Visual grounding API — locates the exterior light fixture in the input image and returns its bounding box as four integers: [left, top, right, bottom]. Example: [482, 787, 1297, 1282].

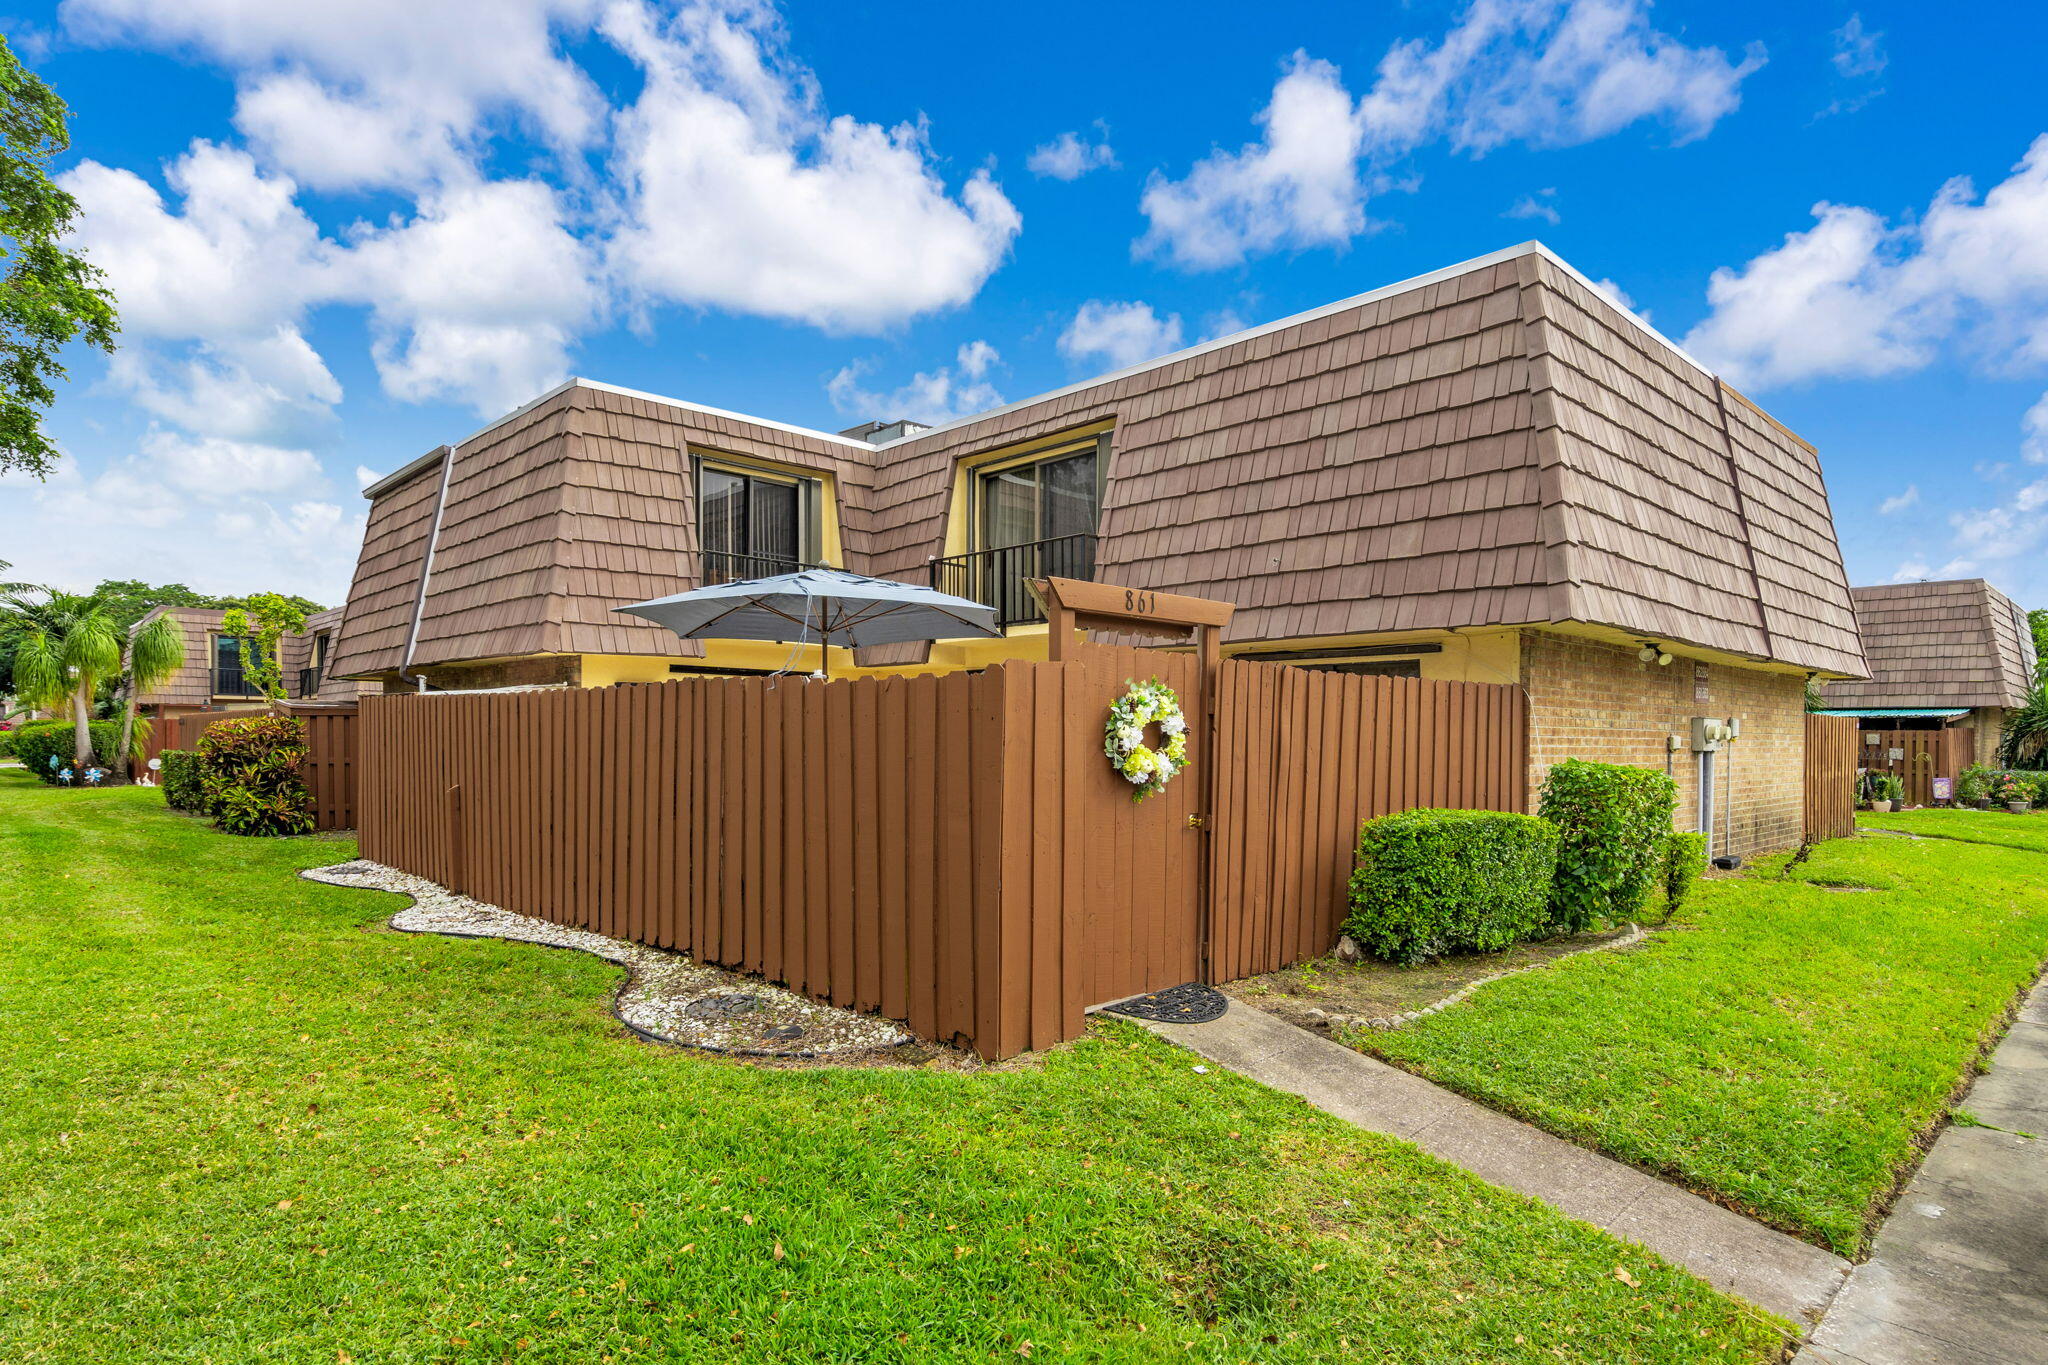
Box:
[1637, 641, 1674, 666]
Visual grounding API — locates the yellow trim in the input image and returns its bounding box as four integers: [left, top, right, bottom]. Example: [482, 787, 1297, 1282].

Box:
[941, 418, 1114, 559]
[692, 446, 845, 566]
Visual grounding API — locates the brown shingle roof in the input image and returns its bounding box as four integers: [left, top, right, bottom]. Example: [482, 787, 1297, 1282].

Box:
[333, 242, 1867, 680]
[1821, 579, 2035, 709]
[132, 607, 229, 706]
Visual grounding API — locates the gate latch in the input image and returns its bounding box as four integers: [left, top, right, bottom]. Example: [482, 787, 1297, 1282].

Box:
[1186, 813, 1206, 830]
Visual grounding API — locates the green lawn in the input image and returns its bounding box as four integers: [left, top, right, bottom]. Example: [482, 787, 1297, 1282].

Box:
[0, 771, 1780, 1364]
[1861, 805, 2048, 853]
[1357, 828, 2048, 1256]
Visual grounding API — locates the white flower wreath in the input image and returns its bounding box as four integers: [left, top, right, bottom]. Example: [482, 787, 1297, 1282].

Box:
[1103, 678, 1190, 802]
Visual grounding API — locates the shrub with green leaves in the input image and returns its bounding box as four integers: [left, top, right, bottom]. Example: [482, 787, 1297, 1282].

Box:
[1662, 830, 1706, 916]
[196, 714, 313, 836]
[1539, 758, 1678, 933]
[0, 728, 12, 759]
[10, 718, 124, 784]
[159, 749, 206, 814]
[1346, 808, 1560, 965]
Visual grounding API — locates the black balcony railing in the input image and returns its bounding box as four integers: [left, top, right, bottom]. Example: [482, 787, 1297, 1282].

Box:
[700, 549, 826, 586]
[928, 533, 1097, 629]
[212, 665, 262, 698]
[297, 666, 321, 698]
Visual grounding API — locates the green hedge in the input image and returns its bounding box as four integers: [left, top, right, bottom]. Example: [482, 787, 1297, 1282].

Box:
[197, 715, 313, 836]
[1662, 831, 1707, 916]
[160, 750, 206, 814]
[1539, 758, 1678, 933]
[1346, 809, 1560, 965]
[0, 729, 13, 759]
[10, 719, 124, 784]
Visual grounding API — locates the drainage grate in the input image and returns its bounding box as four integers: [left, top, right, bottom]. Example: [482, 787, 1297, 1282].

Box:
[1102, 982, 1227, 1024]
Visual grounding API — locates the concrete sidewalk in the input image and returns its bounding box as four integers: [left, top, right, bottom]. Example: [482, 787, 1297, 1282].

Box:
[1138, 1000, 1849, 1326]
[1799, 978, 2048, 1364]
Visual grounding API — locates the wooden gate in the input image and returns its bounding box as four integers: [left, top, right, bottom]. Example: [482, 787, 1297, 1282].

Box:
[1205, 659, 1529, 980]
[1803, 714, 1857, 840]
[1858, 726, 1965, 807]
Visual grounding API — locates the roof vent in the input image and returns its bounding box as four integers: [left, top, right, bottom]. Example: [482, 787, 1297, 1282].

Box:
[837, 418, 931, 444]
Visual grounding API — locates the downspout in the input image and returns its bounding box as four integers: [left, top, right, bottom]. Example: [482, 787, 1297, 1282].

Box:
[399, 445, 455, 693]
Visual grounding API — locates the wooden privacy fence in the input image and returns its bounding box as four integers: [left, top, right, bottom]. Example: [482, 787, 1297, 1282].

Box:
[1208, 660, 1529, 981]
[138, 703, 358, 830]
[358, 648, 1527, 1058]
[1803, 713, 1857, 841]
[1858, 726, 1966, 808]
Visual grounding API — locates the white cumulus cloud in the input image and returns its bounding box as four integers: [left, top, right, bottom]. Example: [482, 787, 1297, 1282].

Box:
[345, 178, 601, 414]
[1141, 0, 1762, 269]
[1059, 301, 1187, 372]
[1028, 126, 1117, 180]
[61, 0, 607, 191]
[602, 0, 1020, 333]
[826, 340, 1005, 425]
[1878, 485, 1920, 515]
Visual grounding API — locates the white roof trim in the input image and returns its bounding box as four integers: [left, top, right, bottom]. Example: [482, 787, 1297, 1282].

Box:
[362, 239, 1712, 499]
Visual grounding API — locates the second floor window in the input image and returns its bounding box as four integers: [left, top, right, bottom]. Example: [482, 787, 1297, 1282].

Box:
[698, 463, 817, 582]
[978, 445, 1098, 551]
[212, 635, 260, 697]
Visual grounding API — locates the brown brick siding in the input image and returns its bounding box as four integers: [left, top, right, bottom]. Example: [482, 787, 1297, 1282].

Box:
[1522, 630, 1806, 859]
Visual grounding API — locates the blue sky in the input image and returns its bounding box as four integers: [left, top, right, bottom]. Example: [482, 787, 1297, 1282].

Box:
[3, 0, 2045, 611]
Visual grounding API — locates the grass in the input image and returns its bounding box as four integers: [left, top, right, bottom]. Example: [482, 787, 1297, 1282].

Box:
[0, 771, 1783, 1364]
[1860, 805, 2048, 854]
[1356, 829, 2048, 1256]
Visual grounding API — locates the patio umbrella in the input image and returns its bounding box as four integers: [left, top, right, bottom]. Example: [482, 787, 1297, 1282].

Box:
[614, 567, 1001, 676]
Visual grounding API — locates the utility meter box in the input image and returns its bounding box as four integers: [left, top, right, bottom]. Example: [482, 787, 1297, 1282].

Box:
[1689, 716, 1735, 752]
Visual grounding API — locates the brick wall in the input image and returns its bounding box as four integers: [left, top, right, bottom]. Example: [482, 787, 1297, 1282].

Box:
[1521, 630, 1807, 859]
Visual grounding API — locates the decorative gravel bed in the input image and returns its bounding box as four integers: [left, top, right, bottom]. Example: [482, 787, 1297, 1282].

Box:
[303, 859, 912, 1058]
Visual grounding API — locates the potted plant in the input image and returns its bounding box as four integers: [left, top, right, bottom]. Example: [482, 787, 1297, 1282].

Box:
[1957, 763, 1994, 810]
[1870, 773, 1903, 814]
[1993, 772, 2037, 814]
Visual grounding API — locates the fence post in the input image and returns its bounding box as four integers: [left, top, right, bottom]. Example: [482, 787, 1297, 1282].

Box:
[447, 784, 466, 896]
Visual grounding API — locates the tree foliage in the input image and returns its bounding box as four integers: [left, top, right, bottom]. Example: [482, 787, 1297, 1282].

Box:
[0, 35, 118, 477]
[221, 592, 309, 701]
[90, 579, 326, 634]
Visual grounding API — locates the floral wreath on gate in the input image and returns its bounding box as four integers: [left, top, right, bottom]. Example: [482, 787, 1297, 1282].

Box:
[1104, 678, 1189, 802]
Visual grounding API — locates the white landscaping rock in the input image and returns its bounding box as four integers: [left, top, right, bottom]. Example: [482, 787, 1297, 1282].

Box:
[302, 859, 912, 1058]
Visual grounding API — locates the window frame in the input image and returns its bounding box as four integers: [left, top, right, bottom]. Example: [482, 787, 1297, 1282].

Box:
[690, 454, 825, 571]
[968, 432, 1108, 553]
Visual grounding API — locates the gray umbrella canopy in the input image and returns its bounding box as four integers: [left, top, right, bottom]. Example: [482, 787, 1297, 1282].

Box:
[614, 568, 1001, 650]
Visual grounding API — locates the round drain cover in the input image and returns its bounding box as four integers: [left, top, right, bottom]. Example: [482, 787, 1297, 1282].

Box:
[683, 992, 763, 1020]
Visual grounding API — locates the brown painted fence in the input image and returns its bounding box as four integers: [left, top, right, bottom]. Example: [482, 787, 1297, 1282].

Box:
[1858, 726, 1966, 808]
[357, 649, 1527, 1057]
[1208, 660, 1529, 981]
[1803, 713, 1858, 841]
[139, 703, 357, 830]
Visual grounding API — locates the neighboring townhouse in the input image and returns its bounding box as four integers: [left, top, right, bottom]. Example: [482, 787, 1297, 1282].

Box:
[131, 605, 374, 728]
[1817, 579, 2037, 764]
[328, 241, 1867, 857]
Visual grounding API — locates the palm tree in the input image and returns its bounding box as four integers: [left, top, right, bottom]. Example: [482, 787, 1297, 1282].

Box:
[1999, 678, 2048, 769]
[3, 589, 119, 765]
[114, 610, 183, 770]
[0, 589, 180, 771]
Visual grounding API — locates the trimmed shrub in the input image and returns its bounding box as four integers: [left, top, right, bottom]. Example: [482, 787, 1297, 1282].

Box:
[0, 728, 12, 759]
[160, 749, 207, 814]
[11, 719, 124, 784]
[197, 715, 314, 837]
[1346, 808, 1560, 965]
[1539, 758, 1678, 933]
[1662, 830, 1707, 917]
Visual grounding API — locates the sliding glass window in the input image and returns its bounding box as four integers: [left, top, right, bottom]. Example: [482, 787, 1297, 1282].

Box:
[698, 464, 815, 584]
